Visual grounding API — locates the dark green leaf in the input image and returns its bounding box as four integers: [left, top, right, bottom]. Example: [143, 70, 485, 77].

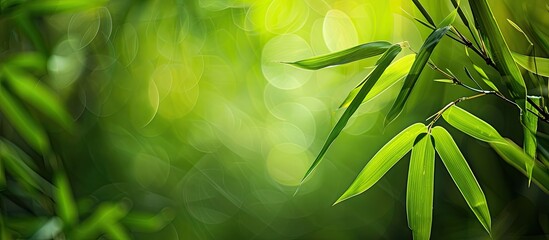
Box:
[302, 44, 402, 182]
[412, 0, 435, 26]
[335, 123, 427, 204]
[385, 26, 451, 125]
[431, 127, 491, 234]
[524, 99, 539, 184]
[406, 133, 435, 240]
[74, 202, 130, 239]
[286, 41, 393, 70]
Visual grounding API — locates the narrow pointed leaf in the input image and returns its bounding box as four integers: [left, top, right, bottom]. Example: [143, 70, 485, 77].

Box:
[302, 44, 402, 182]
[507, 19, 533, 46]
[412, 0, 435, 26]
[473, 65, 498, 91]
[450, 0, 469, 27]
[340, 54, 415, 109]
[524, 99, 539, 184]
[335, 123, 427, 204]
[74, 202, 130, 239]
[385, 26, 450, 126]
[431, 127, 491, 234]
[286, 41, 393, 70]
[5, 53, 47, 73]
[441, 105, 504, 143]
[438, 2, 459, 28]
[3, 66, 74, 131]
[0, 140, 51, 193]
[406, 133, 435, 240]
[0, 86, 50, 153]
[434, 79, 454, 84]
[491, 139, 549, 193]
[512, 52, 549, 77]
[469, 0, 527, 112]
[54, 172, 78, 226]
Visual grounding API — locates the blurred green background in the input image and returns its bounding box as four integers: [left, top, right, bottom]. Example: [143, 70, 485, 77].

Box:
[1, 0, 548, 239]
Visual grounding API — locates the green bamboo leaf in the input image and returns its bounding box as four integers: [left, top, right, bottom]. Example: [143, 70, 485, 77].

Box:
[469, 0, 527, 112]
[302, 44, 402, 182]
[524, 99, 539, 185]
[385, 26, 451, 126]
[339, 54, 416, 109]
[121, 209, 174, 232]
[431, 127, 491, 235]
[512, 52, 549, 77]
[3, 66, 74, 131]
[104, 224, 131, 240]
[335, 123, 427, 204]
[507, 19, 533, 46]
[434, 79, 454, 84]
[54, 172, 78, 226]
[441, 105, 504, 143]
[473, 65, 498, 91]
[406, 133, 435, 240]
[285, 41, 393, 70]
[0, 140, 50, 192]
[0, 86, 50, 153]
[491, 139, 549, 193]
[412, 0, 435, 26]
[438, 1, 459, 28]
[450, 0, 469, 27]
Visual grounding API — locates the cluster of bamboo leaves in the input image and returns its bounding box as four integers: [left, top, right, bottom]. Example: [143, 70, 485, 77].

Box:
[0, 1, 172, 239]
[287, 0, 549, 239]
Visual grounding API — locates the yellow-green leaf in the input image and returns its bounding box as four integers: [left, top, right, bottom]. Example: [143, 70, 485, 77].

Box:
[512, 52, 549, 77]
[54, 172, 78, 226]
[302, 44, 402, 182]
[406, 133, 435, 240]
[335, 123, 427, 204]
[524, 99, 539, 185]
[339, 54, 416, 109]
[473, 65, 498, 91]
[286, 41, 393, 70]
[441, 105, 504, 143]
[431, 127, 491, 235]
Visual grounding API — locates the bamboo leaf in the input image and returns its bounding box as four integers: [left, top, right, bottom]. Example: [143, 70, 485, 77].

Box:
[385, 26, 450, 126]
[469, 0, 527, 112]
[507, 19, 533, 46]
[441, 105, 504, 143]
[302, 44, 402, 182]
[406, 133, 435, 240]
[491, 139, 549, 193]
[431, 127, 491, 235]
[339, 54, 416, 109]
[285, 41, 393, 70]
[335, 123, 427, 204]
[412, 0, 435, 26]
[54, 172, 78, 226]
[74, 202, 130, 239]
[473, 65, 498, 91]
[512, 52, 549, 77]
[434, 79, 454, 84]
[438, 1, 459, 28]
[3, 66, 74, 131]
[524, 99, 539, 185]
[0, 86, 50, 153]
[0, 140, 51, 193]
[5, 52, 47, 73]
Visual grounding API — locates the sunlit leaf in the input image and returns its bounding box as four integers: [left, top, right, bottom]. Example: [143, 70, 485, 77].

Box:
[285, 41, 393, 70]
[507, 19, 533, 46]
[54, 172, 78, 226]
[412, 0, 435, 26]
[74, 202, 130, 239]
[441, 105, 504, 143]
[339, 54, 416, 109]
[512, 52, 549, 77]
[302, 44, 402, 182]
[385, 26, 451, 126]
[491, 139, 549, 193]
[473, 65, 498, 91]
[3, 66, 74, 131]
[5, 52, 47, 73]
[438, 1, 459, 28]
[335, 123, 427, 204]
[431, 126, 491, 234]
[470, 0, 527, 112]
[0, 86, 50, 153]
[523, 99, 539, 185]
[406, 133, 435, 240]
[434, 79, 454, 84]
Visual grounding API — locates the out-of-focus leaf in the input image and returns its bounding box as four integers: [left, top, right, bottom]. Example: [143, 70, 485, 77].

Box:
[524, 99, 539, 185]
[335, 123, 427, 204]
[491, 138, 549, 193]
[512, 52, 549, 77]
[3, 66, 73, 131]
[5, 52, 47, 72]
[73, 202, 130, 239]
[441, 105, 504, 143]
[23, 0, 108, 13]
[470, 0, 527, 112]
[122, 209, 174, 232]
[0, 86, 49, 153]
[285, 41, 393, 70]
[507, 19, 533, 46]
[30, 217, 63, 240]
[339, 54, 415, 109]
[14, 14, 46, 54]
[385, 26, 450, 126]
[0, 140, 50, 192]
[406, 133, 435, 240]
[104, 224, 130, 240]
[431, 127, 491, 234]
[302, 44, 402, 182]
[0, 154, 4, 189]
[473, 65, 498, 91]
[438, 1, 459, 28]
[54, 172, 78, 226]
